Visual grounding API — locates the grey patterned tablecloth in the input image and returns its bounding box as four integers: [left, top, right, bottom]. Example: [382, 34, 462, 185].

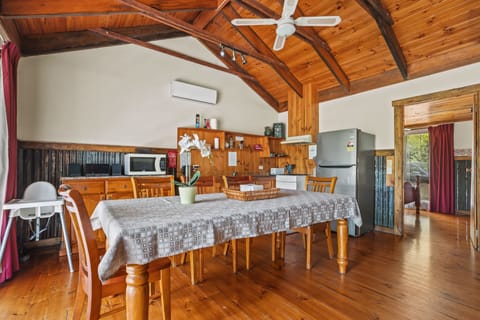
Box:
[91, 190, 361, 281]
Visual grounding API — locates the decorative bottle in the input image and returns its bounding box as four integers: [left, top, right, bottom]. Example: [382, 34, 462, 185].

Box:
[195, 114, 200, 128]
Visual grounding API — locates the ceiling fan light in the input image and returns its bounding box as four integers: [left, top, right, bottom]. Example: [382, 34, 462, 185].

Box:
[276, 22, 296, 37]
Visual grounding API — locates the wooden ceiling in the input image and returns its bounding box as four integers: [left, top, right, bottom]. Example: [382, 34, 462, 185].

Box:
[1, 0, 479, 112]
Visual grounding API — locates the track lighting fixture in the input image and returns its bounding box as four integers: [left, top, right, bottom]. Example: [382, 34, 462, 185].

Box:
[219, 44, 225, 57]
[241, 54, 247, 65]
[219, 44, 246, 65]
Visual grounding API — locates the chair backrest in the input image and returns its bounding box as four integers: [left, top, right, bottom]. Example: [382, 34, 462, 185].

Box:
[304, 176, 337, 194]
[222, 175, 252, 190]
[131, 176, 175, 198]
[58, 184, 100, 288]
[252, 176, 275, 189]
[180, 175, 217, 194]
[20, 181, 57, 218]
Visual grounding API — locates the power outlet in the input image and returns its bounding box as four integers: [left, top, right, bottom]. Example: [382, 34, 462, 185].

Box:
[258, 165, 264, 170]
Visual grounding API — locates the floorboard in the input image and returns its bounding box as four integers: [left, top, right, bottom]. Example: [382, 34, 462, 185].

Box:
[0, 210, 478, 319]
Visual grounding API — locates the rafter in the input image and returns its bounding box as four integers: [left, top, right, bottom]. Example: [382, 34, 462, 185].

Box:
[201, 40, 280, 111]
[355, 0, 408, 79]
[0, 0, 218, 17]
[19, 25, 186, 56]
[120, 0, 286, 68]
[222, 5, 303, 97]
[234, 0, 350, 93]
[193, 0, 231, 29]
[90, 28, 257, 81]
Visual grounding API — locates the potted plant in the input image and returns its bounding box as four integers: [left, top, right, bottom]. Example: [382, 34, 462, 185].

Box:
[176, 134, 211, 204]
[174, 170, 200, 204]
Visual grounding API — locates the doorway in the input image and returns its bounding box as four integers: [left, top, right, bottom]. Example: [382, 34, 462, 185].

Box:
[392, 84, 480, 250]
[405, 129, 430, 210]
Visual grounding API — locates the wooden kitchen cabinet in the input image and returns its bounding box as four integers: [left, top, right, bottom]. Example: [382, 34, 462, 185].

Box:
[60, 176, 135, 252]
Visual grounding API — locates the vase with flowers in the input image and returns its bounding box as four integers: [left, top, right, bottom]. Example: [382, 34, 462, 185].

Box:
[175, 133, 211, 204]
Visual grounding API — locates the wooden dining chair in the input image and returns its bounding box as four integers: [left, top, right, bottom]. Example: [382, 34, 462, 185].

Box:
[131, 176, 175, 198]
[222, 175, 253, 190]
[221, 175, 254, 271]
[58, 184, 171, 320]
[289, 176, 338, 269]
[180, 175, 218, 194]
[252, 176, 276, 189]
[178, 175, 220, 282]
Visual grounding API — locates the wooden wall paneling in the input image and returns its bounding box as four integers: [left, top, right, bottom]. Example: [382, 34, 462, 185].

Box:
[177, 127, 285, 178]
[16, 141, 172, 250]
[285, 83, 319, 175]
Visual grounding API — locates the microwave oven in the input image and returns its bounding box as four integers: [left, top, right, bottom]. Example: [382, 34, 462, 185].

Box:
[124, 153, 166, 175]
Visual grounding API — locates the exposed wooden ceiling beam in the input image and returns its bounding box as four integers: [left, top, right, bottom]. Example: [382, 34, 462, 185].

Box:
[193, 0, 231, 29]
[355, 0, 408, 80]
[222, 5, 303, 97]
[201, 40, 281, 111]
[90, 27, 257, 81]
[19, 25, 186, 56]
[234, 0, 350, 93]
[0, 18, 21, 47]
[0, 0, 218, 17]
[120, 0, 287, 68]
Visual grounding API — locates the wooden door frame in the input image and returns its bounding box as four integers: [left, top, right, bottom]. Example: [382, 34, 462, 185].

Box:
[392, 84, 480, 249]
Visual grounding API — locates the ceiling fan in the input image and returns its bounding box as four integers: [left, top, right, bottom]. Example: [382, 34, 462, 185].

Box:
[231, 0, 341, 51]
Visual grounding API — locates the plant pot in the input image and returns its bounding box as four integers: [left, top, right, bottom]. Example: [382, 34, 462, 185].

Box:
[178, 186, 196, 204]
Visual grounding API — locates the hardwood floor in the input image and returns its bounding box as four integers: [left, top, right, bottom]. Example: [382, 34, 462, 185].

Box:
[1, 210, 478, 319]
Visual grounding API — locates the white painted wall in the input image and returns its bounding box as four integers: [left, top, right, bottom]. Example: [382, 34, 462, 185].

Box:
[454, 121, 473, 149]
[17, 37, 277, 148]
[278, 62, 479, 149]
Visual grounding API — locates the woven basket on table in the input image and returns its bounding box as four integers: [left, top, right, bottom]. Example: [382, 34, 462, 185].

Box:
[223, 188, 280, 201]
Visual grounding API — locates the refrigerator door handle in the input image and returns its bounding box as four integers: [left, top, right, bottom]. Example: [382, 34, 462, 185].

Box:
[318, 164, 356, 168]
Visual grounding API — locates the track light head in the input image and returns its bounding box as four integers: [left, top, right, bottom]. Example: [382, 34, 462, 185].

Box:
[231, 49, 236, 61]
[219, 44, 225, 57]
[241, 54, 247, 65]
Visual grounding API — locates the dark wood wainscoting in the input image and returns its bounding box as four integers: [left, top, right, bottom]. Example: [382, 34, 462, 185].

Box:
[16, 141, 172, 248]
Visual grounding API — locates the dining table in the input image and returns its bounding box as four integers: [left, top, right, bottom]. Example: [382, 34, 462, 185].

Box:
[91, 190, 362, 320]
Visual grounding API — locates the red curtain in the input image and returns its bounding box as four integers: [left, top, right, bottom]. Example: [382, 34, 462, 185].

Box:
[0, 42, 21, 283]
[429, 124, 455, 214]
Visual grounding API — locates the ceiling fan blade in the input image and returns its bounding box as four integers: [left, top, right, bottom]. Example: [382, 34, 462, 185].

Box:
[294, 16, 341, 27]
[281, 0, 299, 18]
[231, 18, 277, 26]
[273, 35, 286, 51]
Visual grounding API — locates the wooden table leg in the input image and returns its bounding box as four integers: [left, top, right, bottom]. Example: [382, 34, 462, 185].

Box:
[189, 249, 203, 285]
[279, 231, 285, 260]
[270, 232, 285, 269]
[126, 264, 149, 320]
[336, 219, 349, 274]
[306, 227, 312, 270]
[232, 239, 238, 273]
[271, 233, 277, 263]
[245, 238, 251, 270]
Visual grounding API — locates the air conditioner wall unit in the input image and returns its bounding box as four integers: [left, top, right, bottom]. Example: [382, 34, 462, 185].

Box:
[170, 80, 217, 105]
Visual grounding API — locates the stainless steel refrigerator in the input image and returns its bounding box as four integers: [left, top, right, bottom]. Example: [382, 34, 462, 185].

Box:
[316, 128, 375, 236]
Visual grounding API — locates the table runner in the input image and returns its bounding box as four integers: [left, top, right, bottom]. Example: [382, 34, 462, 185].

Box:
[91, 190, 361, 281]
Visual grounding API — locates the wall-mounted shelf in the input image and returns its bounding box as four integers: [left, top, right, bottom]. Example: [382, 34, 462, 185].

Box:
[177, 127, 288, 176]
